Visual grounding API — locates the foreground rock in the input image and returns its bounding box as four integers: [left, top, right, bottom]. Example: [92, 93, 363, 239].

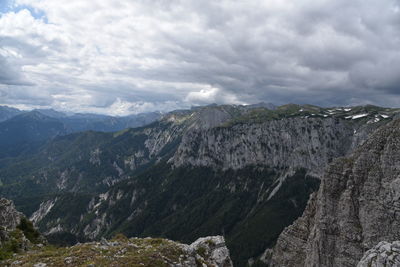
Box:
[0, 198, 23, 245]
[2, 235, 233, 266]
[357, 241, 400, 267]
[270, 119, 400, 266]
[0, 198, 44, 260]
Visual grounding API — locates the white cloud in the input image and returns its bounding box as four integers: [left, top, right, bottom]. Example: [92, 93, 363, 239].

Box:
[185, 86, 245, 105]
[0, 0, 400, 114]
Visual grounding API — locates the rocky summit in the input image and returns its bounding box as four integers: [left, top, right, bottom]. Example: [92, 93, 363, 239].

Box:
[269, 118, 400, 266]
[3, 235, 233, 267]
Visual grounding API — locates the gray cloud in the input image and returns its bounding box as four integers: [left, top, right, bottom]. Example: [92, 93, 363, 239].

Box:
[0, 0, 400, 114]
[0, 54, 33, 86]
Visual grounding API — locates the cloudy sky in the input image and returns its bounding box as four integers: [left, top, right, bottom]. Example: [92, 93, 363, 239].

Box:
[0, 0, 400, 115]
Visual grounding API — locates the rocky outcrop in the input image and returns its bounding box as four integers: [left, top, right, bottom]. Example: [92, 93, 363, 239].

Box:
[0, 198, 22, 232]
[185, 236, 233, 266]
[0, 198, 45, 259]
[357, 241, 400, 267]
[30, 199, 57, 225]
[0, 198, 23, 246]
[270, 119, 400, 266]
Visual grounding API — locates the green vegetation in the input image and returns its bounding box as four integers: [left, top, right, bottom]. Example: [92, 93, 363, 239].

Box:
[17, 217, 41, 244]
[0, 217, 42, 261]
[0, 121, 174, 211]
[72, 163, 319, 266]
[224, 104, 400, 126]
[228, 169, 319, 266]
[1, 237, 190, 267]
[8, 159, 319, 266]
[0, 229, 24, 260]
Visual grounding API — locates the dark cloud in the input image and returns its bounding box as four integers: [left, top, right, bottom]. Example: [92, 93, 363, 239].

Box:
[0, 0, 400, 114]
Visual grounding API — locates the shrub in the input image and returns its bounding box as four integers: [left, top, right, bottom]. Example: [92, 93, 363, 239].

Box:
[17, 217, 41, 244]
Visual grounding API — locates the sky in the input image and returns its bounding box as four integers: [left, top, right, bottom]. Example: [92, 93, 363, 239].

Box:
[0, 0, 400, 115]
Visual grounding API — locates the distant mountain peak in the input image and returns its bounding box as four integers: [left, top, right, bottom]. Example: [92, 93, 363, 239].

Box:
[0, 105, 23, 122]
[33, 109, 67, 118]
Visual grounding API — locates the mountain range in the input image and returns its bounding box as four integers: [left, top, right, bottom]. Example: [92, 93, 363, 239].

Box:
[0, 103, 399, 266]
[0, 106, 161, 159]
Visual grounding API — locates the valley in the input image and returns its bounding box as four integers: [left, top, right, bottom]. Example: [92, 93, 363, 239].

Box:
[0, 103, 398, 266]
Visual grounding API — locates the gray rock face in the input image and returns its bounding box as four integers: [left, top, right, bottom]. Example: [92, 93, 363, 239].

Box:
[270, 119, 400, 267]
[0, 198, 22, 231]
[163, 105, 240, 130]
[186, 236, 233, 267]
[357, 241, 400, 267]
[0, 198, 24, 247]
[30, 199, 57, 225]
[172, 117, 372, 177]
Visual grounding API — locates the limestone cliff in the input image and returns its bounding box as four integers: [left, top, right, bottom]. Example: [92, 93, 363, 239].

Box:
[270, 118, 400, 267]
[172, 117, 355, 176]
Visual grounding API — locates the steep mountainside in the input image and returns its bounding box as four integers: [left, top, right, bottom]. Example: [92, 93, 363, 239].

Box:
[0, 104, 398, 266]
[270, 118, 400, 267]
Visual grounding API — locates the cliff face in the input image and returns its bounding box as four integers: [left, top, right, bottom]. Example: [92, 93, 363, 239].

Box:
[270, 118, 400, 267]
[172, 117, 356, 176]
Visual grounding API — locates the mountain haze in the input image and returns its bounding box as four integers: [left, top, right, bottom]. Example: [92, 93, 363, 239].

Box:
[0, 107, 162, 160]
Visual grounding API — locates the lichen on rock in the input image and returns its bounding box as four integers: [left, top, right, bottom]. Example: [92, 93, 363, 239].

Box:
[357, 241, 400, 267]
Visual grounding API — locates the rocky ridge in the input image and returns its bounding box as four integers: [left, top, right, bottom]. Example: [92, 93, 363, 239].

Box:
[3, 235, 232, 267]
[270, 118, 400, 266]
